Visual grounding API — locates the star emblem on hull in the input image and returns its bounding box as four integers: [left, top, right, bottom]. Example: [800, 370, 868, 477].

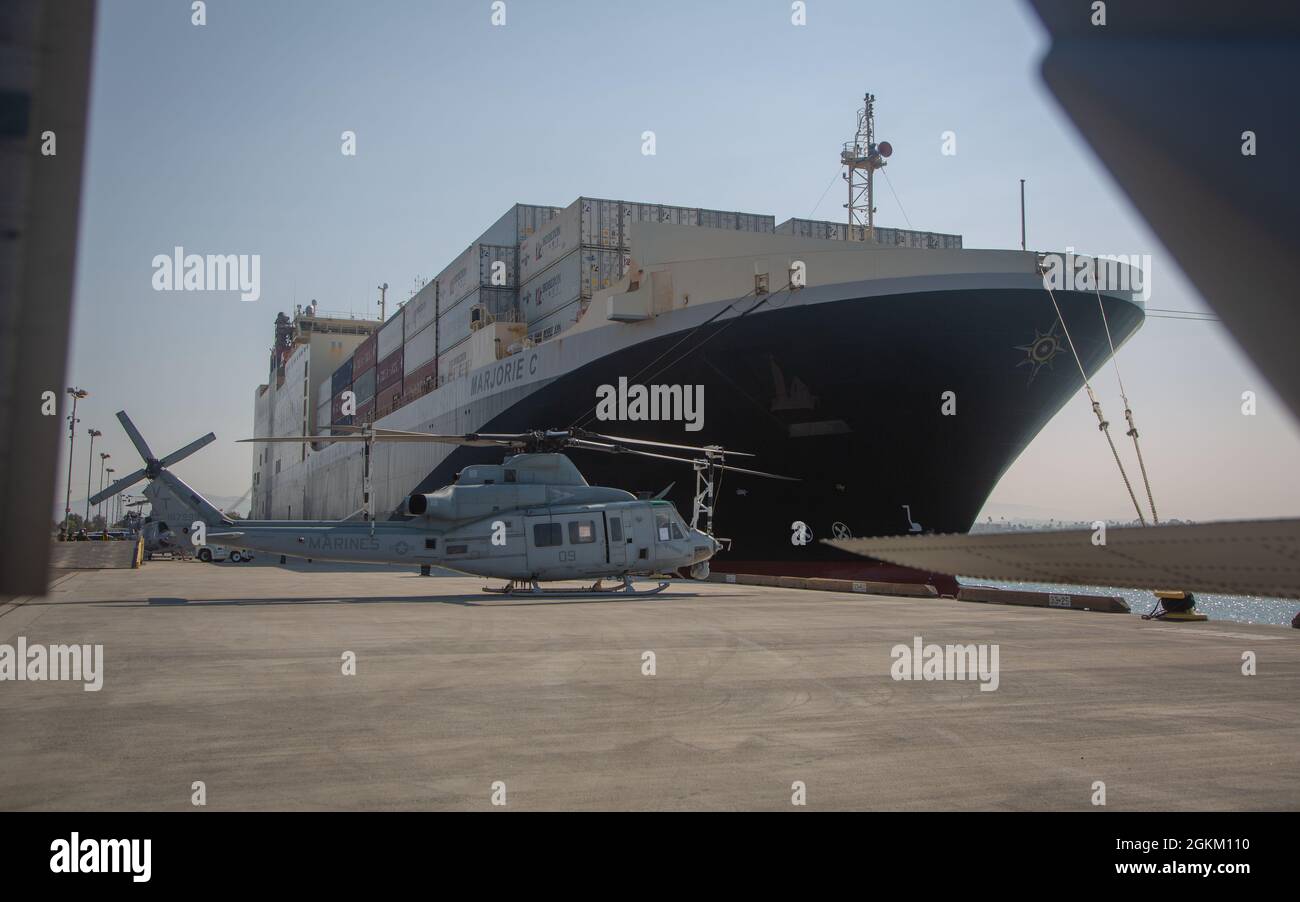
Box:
[1015, 319, 1065, 384]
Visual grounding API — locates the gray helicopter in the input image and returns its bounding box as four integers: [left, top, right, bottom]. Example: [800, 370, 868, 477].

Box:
[92, 412, 795, 595]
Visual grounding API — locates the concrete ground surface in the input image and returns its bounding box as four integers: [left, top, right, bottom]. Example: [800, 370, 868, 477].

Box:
[1, 560, 1297, 811]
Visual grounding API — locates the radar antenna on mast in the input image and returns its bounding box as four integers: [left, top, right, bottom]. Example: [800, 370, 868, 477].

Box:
[841, 92, 893, 239]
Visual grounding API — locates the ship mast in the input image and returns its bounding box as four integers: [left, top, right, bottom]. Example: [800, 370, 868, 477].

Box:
[841, 93, 892, 239]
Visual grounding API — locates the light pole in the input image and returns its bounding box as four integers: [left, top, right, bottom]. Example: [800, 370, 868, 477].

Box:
[62, 388, 88, 539]
[106, 469, 116, 526]
[84, 428, 102, 531]
[98, 452, 111, 530]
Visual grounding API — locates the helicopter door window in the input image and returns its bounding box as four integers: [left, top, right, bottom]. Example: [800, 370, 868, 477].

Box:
[568, 520, 596, 544]
[533, 523, 563, 547]
[655, 513, 671, 542]
[504, 470, 517, 483]
[608, 518, 623, 543]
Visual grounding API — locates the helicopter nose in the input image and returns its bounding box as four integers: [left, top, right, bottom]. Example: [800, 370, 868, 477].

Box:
[689, 530, 719, 562]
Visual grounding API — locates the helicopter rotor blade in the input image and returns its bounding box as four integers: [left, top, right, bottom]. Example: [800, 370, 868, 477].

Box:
[236, 432, 520, 447]
[580, 430, 756, 457]
[159, 432, 216, 468]
[590, 444, 800, 481]
[115, 411, 155, 462]
[90, 468, 147, 506]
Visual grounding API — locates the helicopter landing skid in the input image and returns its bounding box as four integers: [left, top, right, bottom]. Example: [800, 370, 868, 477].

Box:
[483, 577, 671, 597]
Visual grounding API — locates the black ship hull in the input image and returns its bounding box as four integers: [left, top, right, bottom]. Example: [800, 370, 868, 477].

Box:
[406, 287, 1144, 589]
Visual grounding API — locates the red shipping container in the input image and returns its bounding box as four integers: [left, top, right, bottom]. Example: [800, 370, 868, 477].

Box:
[353, 333, 378, 374]
[403, 359, 437, 404]
[373, 383, 405, 419]
[377, 347, 403, 389]
[355, 398, 375, 426]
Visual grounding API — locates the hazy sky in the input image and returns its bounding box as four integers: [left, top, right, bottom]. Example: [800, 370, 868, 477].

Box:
[59, 0, 1300, 523]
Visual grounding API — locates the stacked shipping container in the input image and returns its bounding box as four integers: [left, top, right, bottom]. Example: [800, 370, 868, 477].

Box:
[316, 199, 962, 429]
[518, 198, 776, 341]
[776, 218, 962, 249]
[435, 244, 519, 354]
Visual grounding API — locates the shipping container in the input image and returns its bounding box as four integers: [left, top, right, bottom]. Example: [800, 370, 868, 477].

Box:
[330, 392, 348, 423]
[402, 282, 437, 343]
[403, 358, 437, 404]
[355, 398, 374, 426]
[436, 243, 518, 308]
[520, 247, 627, 326]
[377, 347, 403, 390]
[519, 197, 623, 283]
[353, 332, 378, 375]
[315, 400, 330, 431]
[377, 310, 404, 361]
[353, 366, 376, 404]
[776, 218, 962, 249]
[403, 321, 436, 376]
[317, 378, 333, 409]
[622, 202, 699, 230]
[698, 208, 776, 233]
[477, 203, 564, 247]
[436, 287, 518, 352]
[330, 357, 353, 396]
[437, 343, 473, 385]
[373, 381, 405, 418]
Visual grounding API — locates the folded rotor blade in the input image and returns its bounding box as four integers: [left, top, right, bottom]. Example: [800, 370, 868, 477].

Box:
[116, 411, 154, 461]
[160, 432, 216, 468]
[90, 468, 147, 505]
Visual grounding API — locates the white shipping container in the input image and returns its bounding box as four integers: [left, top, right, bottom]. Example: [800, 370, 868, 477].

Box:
[519, 197, 623, 284]
[437, 341, 473, 385]
[622, 202, 699, 231]
[519, 247, 627, 326]
[317, 377, 333, 408]
[436, 243, 517, 307]
[403, 281, 437, 340]
[777, 218, 961, 248]
[377, 311, 404, 361]
[437, 287, 518, 352]
[403, 321, 436, 376]
[698, 208, 775, 233]
[316, 400, 331, 430]
[477, 203, 564, 247]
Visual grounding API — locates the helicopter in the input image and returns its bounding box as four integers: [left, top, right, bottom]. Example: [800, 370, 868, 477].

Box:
[91, 412, 796, 595]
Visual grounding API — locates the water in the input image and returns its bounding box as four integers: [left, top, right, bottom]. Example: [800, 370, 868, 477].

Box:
[960, 578, 1300, 627]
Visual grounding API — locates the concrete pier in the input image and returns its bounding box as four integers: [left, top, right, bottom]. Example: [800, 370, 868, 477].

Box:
[1, 560, 1296, 810]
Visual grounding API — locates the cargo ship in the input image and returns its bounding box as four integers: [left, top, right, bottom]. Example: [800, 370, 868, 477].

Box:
[251, 100, 1145, 590]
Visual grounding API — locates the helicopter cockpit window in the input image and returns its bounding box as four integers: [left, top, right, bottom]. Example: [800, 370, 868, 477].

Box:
[568, 520, 596, 544]
[656, 513, 671, 542]
[671, 521, 685, 540]
[505, 470, 517, 484]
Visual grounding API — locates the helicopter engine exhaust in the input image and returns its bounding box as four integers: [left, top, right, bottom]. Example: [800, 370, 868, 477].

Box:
[406, 493, 437, 516]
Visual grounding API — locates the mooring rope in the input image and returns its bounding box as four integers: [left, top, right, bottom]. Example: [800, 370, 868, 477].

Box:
[1043, 281, 1148, 526]
[1092, 266, 1159, 524]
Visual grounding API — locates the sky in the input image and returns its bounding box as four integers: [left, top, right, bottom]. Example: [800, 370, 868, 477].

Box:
[58, 0, 1300, 524]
